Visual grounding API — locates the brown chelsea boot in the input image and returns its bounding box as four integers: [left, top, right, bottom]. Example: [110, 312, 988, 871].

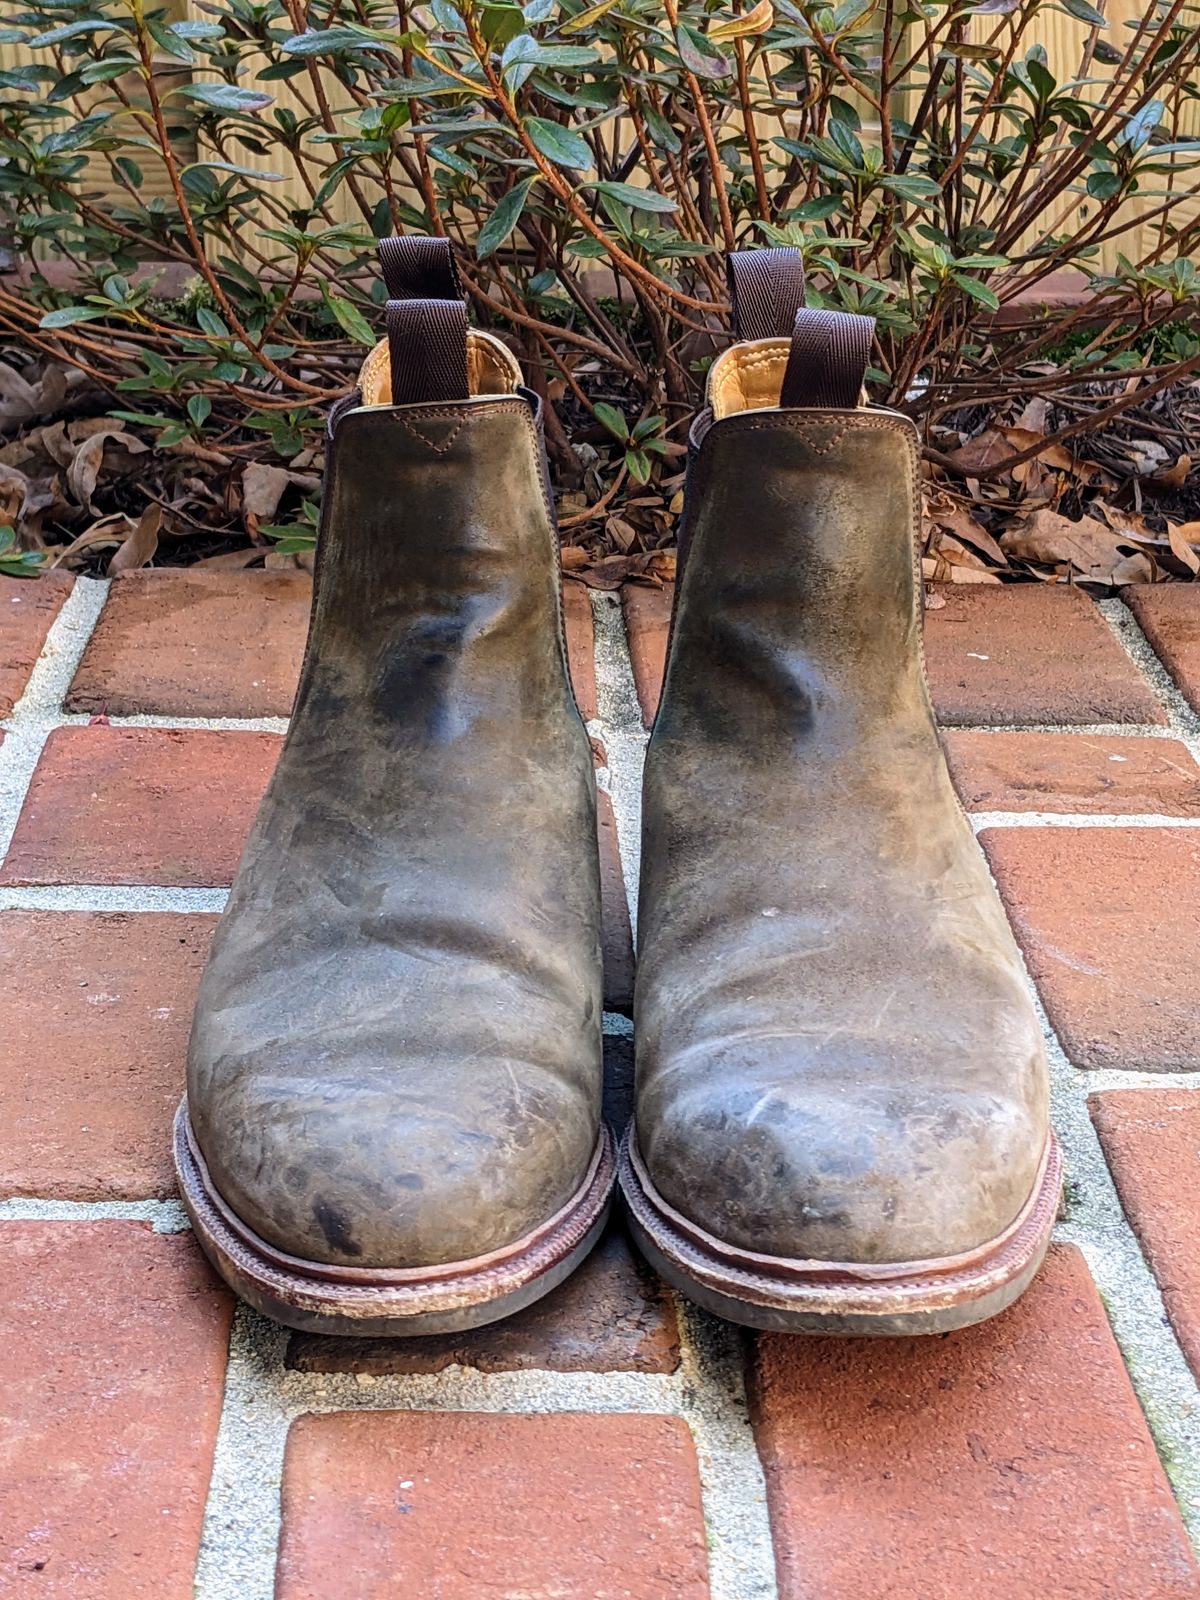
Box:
[621, 247, 1061, 1335]
[175, 238, 612, 1335]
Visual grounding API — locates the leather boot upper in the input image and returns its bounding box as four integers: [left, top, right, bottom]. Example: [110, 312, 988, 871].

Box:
[187, 327, 603, 1270]
[634, 336, 1050, 1267]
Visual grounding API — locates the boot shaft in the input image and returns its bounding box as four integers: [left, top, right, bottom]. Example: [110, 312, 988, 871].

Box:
[295, 240, 581, 748]
[661, 356, 931, 755]
[300, 391, 577, 744]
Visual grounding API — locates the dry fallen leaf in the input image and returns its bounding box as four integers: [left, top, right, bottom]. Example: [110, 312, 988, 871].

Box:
[241, 462, 291, 523]
[947, 565, 1002, 584]
[1001, 508, 1131, 583]
[107, 504, 161, 575]
[50, 512, 134, 566]
[1109, 550, 1158, 585]
[927, 495, 1007, 566]
[605, 514, 639, 553]
[64, 427, 147, 514]
[195, 547, 265, 570]
[1153, 453, 1193, 491]
[1166, 521, 1200, 575]
[944, 428, 1013, 475]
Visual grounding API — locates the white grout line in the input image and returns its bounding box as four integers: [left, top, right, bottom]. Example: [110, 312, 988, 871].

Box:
[8, 711, 291, 734]
[947, 720, 1190, 738]
[1071, 1066, 1200, 1094]
[982, 597, 1200, 1542]
[5, 571, 1199, 1584]
[971, 811, 1200, 829]
[1040, 989, 1200, 1538]
[673, 1299, 778, 1600]
[102, 713, 290, 733]
[5, 577, 109, 720]
[0, 578, 108, 865]
[590, 590, 647, 945]
[0, 885, 230, 913]
[1099, 597, 1200, 754]
[0, 1196, 188, 1230]
[194, 1305, 778, 1600]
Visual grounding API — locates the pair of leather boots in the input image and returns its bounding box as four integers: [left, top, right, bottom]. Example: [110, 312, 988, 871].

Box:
[175, 239, 1061, 1338]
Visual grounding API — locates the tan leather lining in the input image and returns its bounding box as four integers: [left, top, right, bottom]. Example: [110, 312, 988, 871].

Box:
[707, 336, 868, 418]
[708, 338, 793, 418]
[358, 328, 522, 405]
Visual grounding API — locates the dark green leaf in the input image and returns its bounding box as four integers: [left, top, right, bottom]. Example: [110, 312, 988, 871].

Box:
[1087, 169, 1123, 199]
[525, 115, 591, 169]
[196, 306, 230, 337]
[502, 34, 599, 69]
[476, 175, 537, 258]
[593, 401, 628, 440]
[952, 274, 1000, 311]
[481, 3, 525, 48]
[178, 82, 274, 112]
[322, 284, 376, 345]
[625, 447, 652, 484]
[31, 18, 123, 46]
[39, 305, 113, 327]
[1062, 0, 1107, 25]
[146, 19, 195, 61]
[592, 180, 677, 213]
[281, 27, 380, 56]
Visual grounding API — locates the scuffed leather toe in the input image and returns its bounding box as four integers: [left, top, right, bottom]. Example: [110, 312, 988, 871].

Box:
[638, 1054, 1047, 1266]
[191, 1054, 597, 1271]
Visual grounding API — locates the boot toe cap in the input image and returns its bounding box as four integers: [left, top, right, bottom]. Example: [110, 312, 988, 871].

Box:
[638, 1071, 1047, 1266]
[189, 1061, 597, 1271]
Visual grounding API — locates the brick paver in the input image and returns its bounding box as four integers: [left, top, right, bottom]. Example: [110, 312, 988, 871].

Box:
[286, 1224, 678, 1374]
[750, 1244, 1200, 1600]
[0, 1222, 232, 1599]
[67, 569, 310, 719]
[1091, 1090, 1200, 1381]
[621, 582, 1166, 729]
[0, 725, 281, 887]
[563, 579, 599, 723]
[7, 562, 1200, 1588]
[276, 1410, 710, 1600]
[622, 582, 673, 727]
[0, 571, 74, 716]
[924, 584, 1165, 725]
[1125, 585, 1200, 714]
[983, 826, 1200, 1070]
[0, 911, 214, 1199]
[943, 730, 1200, 813]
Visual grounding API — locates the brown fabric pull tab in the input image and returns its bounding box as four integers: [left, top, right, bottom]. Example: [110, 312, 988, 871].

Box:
[779, 308, 875, 410]
[726, 246, 806, 340]
[377, 235, 469, 406]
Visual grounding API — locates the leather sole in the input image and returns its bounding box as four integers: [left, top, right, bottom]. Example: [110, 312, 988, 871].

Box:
[173, 1100, 615, 1337]
[619, 1126, 1063, 1336]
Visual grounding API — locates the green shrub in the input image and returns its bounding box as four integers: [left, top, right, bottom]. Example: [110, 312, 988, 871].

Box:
[0, 0, 1198, 563]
